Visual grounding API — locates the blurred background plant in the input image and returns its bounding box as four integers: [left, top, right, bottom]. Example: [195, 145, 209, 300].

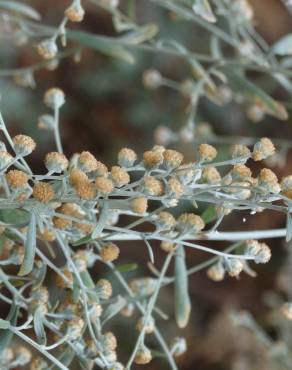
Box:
[1, 1, 292, 369]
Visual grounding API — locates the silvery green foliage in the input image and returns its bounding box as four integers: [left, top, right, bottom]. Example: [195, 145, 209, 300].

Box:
[0, 1, 292, 369]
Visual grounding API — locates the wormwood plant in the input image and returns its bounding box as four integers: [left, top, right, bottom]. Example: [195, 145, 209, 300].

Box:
[1, 1, 292, 370]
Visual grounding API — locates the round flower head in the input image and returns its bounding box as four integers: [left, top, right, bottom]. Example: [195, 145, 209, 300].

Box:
[258, 168, 280, 194]
[245, 240, 271, 264]
[13, 134, 36, 156]
[134, 346, 152, 365]
[78, 151, 98, 172]
[53, 215, 72, 230]
[45, 152, 68, 173]
[156, 211, 176, 230]
[226, 258, 244, 277]
[252, 137, 275, 161]
[143, 149, 163, 168]
[198, 143, 217, 162]
[6, 170, 28, 188]
[118, 147, 137, 167]
[170, 337, 187, 357]
[66, 318, 84, 340]
[102, 331, 117, 351]
[37, 39, 58, 60]
[143, 176, 164, 196]
[33, 182, 55, 203]
[142, 69, 162, 89]
[130, 277, 157, 296]
[281, 175, 292, 199]
[65, 2, 85, 22]
[108, 362, 124, 370]
[38, 228, 55, 242]
[0, 151, 13, 168]
[55, 268, 73, 289]
[207, 262, 225, 281]
[76, 180, 96, 200]
[96, 279, 113, 299]
[230, 144, 251, 163]
[37, 114, 55, 130]
[163, 149, 184, 169]
[111, 166, 130, 187]
[100, 243, 120, 262]
[167, 177, 184, 198]
[231, 164, 252, 181]
[131, 197, 148, 214]
[247, 103, 265, 123]
[160, 240, 176, 253]
[154, 125, 174, 146]
[88, 301, 103, 321]
[95, 176, 114, 195]
[136, 316, 155, 334]
[44, 88, 65, 109]
[202, 166, 221, 184]
[177, 213, 205, 234]
[281, 302, 292, 320]
[69, 168, 89, 187]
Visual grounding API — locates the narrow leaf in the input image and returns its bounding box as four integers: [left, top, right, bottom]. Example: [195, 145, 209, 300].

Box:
[119, 24, 159, 44]
[33, 306, 46, 345]
[92, 201, 109, 239]
[68, 30, 135, 64]
[0, 303, 18, 352]
[0, 1, 41, 20]
[286, 213, 292, 242]
[192, 0, 216, 23]
[224, 69, 288, 120]
[174, 246, 191, 328]
[273, 34, 292, 56]
[115, 263, 138, 273]
[18, 212, 36, 276]
[201, 205, 217, 224]
[0, 209, 30, 227]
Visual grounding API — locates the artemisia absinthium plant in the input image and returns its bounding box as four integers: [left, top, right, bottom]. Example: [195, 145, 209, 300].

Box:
[0, 86, 291, 370]
[1, 0, 292, 370]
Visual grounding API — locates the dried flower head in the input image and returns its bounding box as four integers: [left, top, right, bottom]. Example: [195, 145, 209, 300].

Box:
[118, 147, 137, 167]
[111, 166, 130, 187]
[76, 180, 96, 200]
[258, 168, 280, 194]
[231, 164, 252, 180]
[160, 240, 176, 253]
[156, 211, 176, 230]
[281, 175, 292, 199]
[95, 176, 114, 195]
[252, 138, 275, 161]
[198, 143, 217, 162]
[143, 176, 164, 196]
[6, 170, 28, 188]
[131, 197, 148, 214]
[207, 262, 225, 281]
[163, 149, 184, 169]
[33, 182, 55, 203]
[0, 150, 13, 168]
[202, 166, 221, 184]
[65, 2, 85, 22]
[37, 39, 58, 60]
[66, 318, 84, 340]
[13, 134, 36, 156]
[177, 213, 205, 234]
[143, 149, 163, 168]
[100, 243, 120, 262]
[245, 240, 271, 264]
[231, 144, 251, 162]
[44, 88, 65, 109]
[170, 337, 187, 357]
[134, 346, 152, 365]
[45, 152, 68, 173]
[78, 151, 98, 172]
[69, 168, 89, 187]
[96, 279, 113, 299]
[143, 69, 162, 89]
[55, 268, 73, 289]
[102, 331, 118, 351]
[226, 258, 244, 277]
[136, 316, 155, 334]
